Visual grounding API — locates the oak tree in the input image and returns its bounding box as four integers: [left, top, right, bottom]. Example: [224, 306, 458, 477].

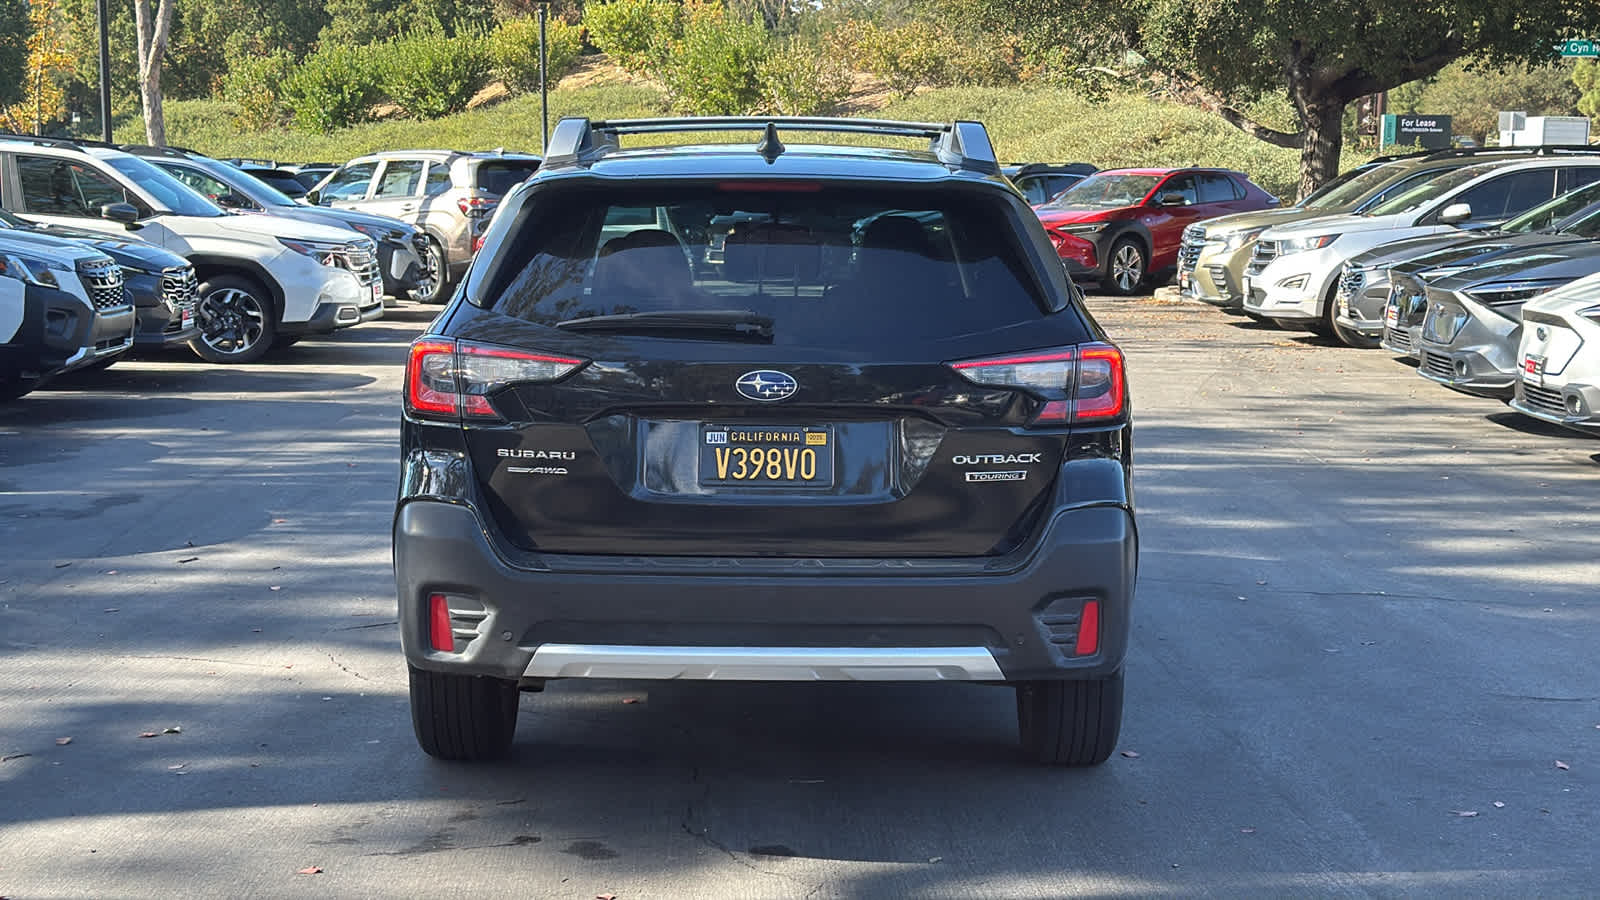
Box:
[988, 0, 1600, 196]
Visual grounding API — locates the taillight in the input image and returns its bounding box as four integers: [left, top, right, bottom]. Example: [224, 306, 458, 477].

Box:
[457, 196, 497, 218]
[948, 342, 1125, 425]
[405, 338, 587, 422]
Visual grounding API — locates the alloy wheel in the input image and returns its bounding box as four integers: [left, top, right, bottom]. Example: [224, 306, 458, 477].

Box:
[198, 288, 267, 356]
[1112, 245, 1144, 293]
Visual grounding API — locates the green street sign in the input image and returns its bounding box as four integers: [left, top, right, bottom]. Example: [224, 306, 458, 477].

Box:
[1559, 38, 1599, 57]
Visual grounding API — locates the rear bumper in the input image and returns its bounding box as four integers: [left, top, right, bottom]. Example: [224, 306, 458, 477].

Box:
[394, 499, 1137, 684]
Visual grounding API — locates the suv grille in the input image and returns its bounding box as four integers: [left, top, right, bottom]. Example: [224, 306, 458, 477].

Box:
[159, 266, 198, 332]
[337, 240, 383, 287]
[1177, 234, 1204, 273]
[1247, 240, 1279, 276]
[1520, 382, 1566, 416]
[79, 258, 130, 310]
[1338, 266, 1367, 304]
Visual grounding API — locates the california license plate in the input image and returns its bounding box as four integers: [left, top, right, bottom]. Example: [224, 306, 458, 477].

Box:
[1178, 270, 1191, 290]
[700, 425, 834, 486]
[371, 282, 383, 305]
[1384, 303, 1399, 326]
[181, 308, 194, 328]
[1338, 295, 1350, 317]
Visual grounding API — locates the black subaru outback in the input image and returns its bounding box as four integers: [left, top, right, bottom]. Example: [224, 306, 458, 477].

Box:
[395, 117, 1136, 766]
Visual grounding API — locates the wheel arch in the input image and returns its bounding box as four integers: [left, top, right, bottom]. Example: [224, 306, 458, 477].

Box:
[1099, 223, 1152, 275]
[188, 256, 285, 320]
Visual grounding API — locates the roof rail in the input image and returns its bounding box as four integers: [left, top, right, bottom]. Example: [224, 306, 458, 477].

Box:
[544, 116, 1001, 175]
[120, 144, 196, 159]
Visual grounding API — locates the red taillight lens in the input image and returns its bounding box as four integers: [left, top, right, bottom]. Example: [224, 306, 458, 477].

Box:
[405, 338, 587, 421]
[406, 339, 459, 418]
[457, 196, 497, 218]
[428, 593, 454, 652]
[948, 342, 1126, 425]
[1074, 344, 1126, 420]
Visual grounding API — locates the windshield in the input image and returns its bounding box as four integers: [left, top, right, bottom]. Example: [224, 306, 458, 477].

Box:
[484, 186, 1053, 347]
[1302, 164, 1403, 210]
[1502, 182, 1600, 233]
[210, 161, 298, 207]
[105, 157, 225, 217]
[1363, 167, 1487, 217]
[1044, 174, 1161, 209]
[1552, 202, 1600, 238]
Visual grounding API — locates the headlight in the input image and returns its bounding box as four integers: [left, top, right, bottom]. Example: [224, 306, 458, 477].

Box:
[277, 237, 350, 266]
[1059, 223, 1107, 237]
[349, 222, 405, 244]
[1464, 282, 1561, 313]
[0, 253, 67, 287]
[1223, 227, 1267, 251]
[1279, 234, 1340, 254]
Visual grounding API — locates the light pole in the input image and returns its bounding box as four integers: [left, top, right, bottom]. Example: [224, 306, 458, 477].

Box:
[537, 1, 550, 154]
[97, 0, 112, 141]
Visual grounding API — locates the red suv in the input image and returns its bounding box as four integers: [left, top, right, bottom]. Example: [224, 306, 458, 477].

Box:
[1036, 168, 1278, 295]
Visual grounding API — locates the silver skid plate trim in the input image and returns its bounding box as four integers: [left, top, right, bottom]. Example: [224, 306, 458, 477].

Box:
[524, 644, 1005, 681]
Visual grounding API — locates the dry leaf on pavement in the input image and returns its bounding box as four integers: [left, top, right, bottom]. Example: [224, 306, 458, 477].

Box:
[1452, 810, 1479, 817]
[297, 866, 323, 875]
[55, 737, 71, 746]
[1555, 760, 1570, 770]
[1120, 750, 1140, 759]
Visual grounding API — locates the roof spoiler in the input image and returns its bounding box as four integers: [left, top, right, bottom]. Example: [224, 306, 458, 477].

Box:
[543, 116, 1001, 175]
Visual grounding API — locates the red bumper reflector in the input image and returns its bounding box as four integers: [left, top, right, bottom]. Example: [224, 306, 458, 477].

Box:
[428, 594, 454, 652]
[1075, 600, 1100, 656]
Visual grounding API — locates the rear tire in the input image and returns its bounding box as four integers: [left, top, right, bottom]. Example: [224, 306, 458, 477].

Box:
[408, 665, 519, 761]
[1015, 670, 1124, 766]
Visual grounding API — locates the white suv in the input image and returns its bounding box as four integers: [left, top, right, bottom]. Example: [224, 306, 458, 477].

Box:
[1244, 157, 1600, 335]
[1512, 271, 1600, 433]
[0, 137, 383, 362]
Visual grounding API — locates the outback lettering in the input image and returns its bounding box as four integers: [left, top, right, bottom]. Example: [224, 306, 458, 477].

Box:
[951, 453, 1043, 466]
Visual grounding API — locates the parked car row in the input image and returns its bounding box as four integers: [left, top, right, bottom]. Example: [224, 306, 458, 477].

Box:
[1, 134, 543, 400]
[1173, 144, 1600, 435]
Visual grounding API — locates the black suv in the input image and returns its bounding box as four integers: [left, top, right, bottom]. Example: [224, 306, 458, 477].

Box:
[395, 117, 1137, 766]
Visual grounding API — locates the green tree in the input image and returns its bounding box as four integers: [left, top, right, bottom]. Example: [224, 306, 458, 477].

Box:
[983, 0, 1600, 196]
[1577, 60, 1600, 120]
[319, 0, 495, 47]
[3, 0, 76, 135]
[1388, 60, 1580, 144]
[0, 0, 28, 109]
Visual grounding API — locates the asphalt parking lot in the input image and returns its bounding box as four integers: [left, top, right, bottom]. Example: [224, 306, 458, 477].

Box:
[2, 298, 1597, 898]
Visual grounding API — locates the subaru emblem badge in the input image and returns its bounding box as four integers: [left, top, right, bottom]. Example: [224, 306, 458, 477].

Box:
[736, 370, 798, 402]
[1536, 326, 1549, 341]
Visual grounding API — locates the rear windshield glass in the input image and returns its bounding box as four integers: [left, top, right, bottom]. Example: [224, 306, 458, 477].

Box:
[475, 161, 541, 196]
[484, 186, 1052, 346]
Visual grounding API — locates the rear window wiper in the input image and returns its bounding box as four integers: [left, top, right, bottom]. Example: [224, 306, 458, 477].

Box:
[554, 310, 775, 342]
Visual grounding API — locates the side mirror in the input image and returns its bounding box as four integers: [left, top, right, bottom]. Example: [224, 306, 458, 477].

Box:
[1157, 192, 1190, 207]
[1439, 202, 1473, 225]
[305, 189, 322, 206]
[100, 202, 139, 224]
